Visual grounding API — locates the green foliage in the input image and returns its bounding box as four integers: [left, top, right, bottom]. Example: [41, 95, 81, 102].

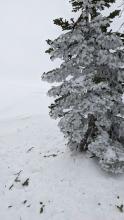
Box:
[108, 10, 120, 19]
[53, 18, 72, 30]
[69, 0, 83, 12]
[93, 75, 106, 84]
[45, 48, 54, 54]
[42, 0, 124, 173]
[45, 39, 54, 54]
[69, 0, 117, 12]
[46, 39, 53, 45]
[53, 1, 121, 33]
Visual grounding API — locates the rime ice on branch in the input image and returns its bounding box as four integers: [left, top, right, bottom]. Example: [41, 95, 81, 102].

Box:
[42, 0, 124, 173]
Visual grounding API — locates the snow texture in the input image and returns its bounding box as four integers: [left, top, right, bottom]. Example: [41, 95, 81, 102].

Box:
[0, 0, 124, 219]
[0, 80, 124, 220]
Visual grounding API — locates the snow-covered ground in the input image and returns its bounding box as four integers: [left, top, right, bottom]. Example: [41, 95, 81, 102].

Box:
[0, 79, 124, 220]
[0, 0, 124, 219]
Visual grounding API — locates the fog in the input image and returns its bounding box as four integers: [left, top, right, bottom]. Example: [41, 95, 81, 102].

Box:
[0, 0, 72, 82]
[0, 0, 123, 83]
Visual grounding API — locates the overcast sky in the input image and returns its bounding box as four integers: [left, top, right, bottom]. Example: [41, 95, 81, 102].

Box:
[0, 0, 72, 82]
[0, 0, 123, 82]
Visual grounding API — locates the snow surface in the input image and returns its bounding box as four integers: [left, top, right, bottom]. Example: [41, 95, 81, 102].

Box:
[0, 0, 124, 219]
[0, 80, 124, 220]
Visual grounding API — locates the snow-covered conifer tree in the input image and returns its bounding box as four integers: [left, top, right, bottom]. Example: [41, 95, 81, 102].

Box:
[42, 0, 124, 173]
